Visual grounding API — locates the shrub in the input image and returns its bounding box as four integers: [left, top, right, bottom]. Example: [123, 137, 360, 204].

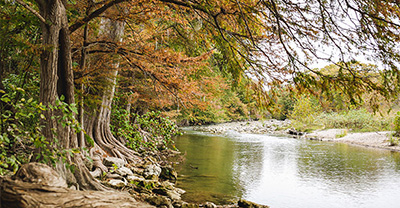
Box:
[110, 100, 181, 152]
[315, 108, 393, 132]
[0, 86, 85, 175]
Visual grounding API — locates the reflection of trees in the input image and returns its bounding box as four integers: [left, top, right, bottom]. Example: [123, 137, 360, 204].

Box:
[175, 132, 400, 205]
[388, 152, 400, 171]
[174, 132, 246, 204]
[296, 142, 390, 191]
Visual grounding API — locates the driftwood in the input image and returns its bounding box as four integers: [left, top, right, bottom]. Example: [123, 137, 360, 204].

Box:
[0, 163, 154, 208]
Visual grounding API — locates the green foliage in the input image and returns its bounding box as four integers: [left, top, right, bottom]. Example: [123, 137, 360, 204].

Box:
[110, 95, 181, 152]
[315, 109, 393, 132]
[393, 112, 400, 137]
[388, 136, 399, 146]
[289, 95, 320, 125]
[0, 76, 88, 175]
[270, 90, 295, 120]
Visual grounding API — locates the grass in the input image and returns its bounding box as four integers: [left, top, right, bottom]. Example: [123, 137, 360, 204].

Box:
[335, 129, 348, 138]
[291, 109, 395, 133]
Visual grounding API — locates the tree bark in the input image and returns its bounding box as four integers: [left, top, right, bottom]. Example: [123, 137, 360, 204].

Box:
[0, 176, 154, 208]
[84, 9, 140, 163]
[34, 0, 105, 190]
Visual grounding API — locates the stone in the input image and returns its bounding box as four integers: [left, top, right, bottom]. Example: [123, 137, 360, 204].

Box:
[153, 188, 169, 196]
[160, 166, 178, 181]
[161, 181, 174, 190]
[107, 179, 127, 188]
[127, 174, 145, 182]
[131, 167, 145, 175]
[287, 128, 304, 136]
[103, 157, 126, 168]
[143, 164, 162, 179]
[174, 187, 186, 195]
[204, 202, 217, 208]
[172, 200, 185, 208]
[166, 190, 181, 201]
[238, 199, 269, 208]
[145, 195, 172, 207]
[181, 203, 199, 208]
[116, 166, 134, 177]
[106, 173, 123, 179]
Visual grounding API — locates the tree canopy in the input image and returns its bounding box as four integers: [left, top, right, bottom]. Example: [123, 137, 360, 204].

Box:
[1, 0, 400, 189]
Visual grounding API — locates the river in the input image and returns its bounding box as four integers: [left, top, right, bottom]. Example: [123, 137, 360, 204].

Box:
[173, 130, 400, 208]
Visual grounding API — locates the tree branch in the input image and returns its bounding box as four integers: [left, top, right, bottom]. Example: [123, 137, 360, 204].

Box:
[158, 0, 210, 14]
[69, 0, 126, 33]
[15, 0, 46, 24]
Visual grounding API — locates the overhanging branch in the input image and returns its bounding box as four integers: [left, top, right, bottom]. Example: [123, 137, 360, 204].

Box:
[15, 0, 46, 24]
[69, 0, 126, 33]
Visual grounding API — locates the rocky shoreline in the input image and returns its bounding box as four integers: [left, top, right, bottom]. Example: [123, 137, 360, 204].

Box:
[192, 120, 291, 135]
[191, 120, 400, 152]
[0, 148, 269, 208]
[87, 150, 268, 208]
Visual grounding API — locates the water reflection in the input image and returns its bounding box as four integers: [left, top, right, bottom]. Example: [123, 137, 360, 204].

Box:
[174, 130, 400, 208]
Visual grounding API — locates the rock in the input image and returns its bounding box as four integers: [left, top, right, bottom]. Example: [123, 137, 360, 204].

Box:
[287, 128, 304, 136]
[153, 188, 168, 195]
[137, 180, 160, 191]
[166, 190, 181, 201]
[160, 166, 178, 181]
[107, 179, 127, 188]
[131, 167, 145, 175]
[14, 163, 68, 188]
[127, 174, 145, 182]
[172, 200, 185, 208]
[238, 199, 269, 208]
[90, 168, 102, 178]
[145, 195, 172, 208]
[103, 157, 126, 168]
[174, 187, 186, 195]
[144, 164, 162, 179]
[106, 173, 123, 179]
[181, 203, 199, 208]
[160, 181, 174, 190]
[204, 202, 217, 208]
[116, 166, 134, 177]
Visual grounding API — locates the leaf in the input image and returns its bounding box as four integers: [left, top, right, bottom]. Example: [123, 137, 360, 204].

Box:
[15, 87, 25, 92]
[85, 134, 94, 147]
[1, 97, 10, 103]
[69, 105, 78, 114]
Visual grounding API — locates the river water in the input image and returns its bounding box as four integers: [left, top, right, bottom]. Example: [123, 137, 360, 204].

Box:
[173, 130, 400, 208]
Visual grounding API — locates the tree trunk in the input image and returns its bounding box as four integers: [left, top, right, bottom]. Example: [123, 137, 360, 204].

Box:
[35, 0, 104, 190]
[84, 9, 140, 163]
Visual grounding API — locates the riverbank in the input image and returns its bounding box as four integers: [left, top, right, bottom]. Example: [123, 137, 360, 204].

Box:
[190, 120, 400, 152]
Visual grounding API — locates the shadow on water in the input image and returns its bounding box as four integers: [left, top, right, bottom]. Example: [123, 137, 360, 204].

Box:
[174, 130, 400, 208]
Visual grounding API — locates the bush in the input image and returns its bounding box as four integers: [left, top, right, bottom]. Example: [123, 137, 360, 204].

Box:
[0, 86, 85, 175]
[315, 109, 393, 132]
[110, 100, 181, 152]
[394, 111, 400, 136]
